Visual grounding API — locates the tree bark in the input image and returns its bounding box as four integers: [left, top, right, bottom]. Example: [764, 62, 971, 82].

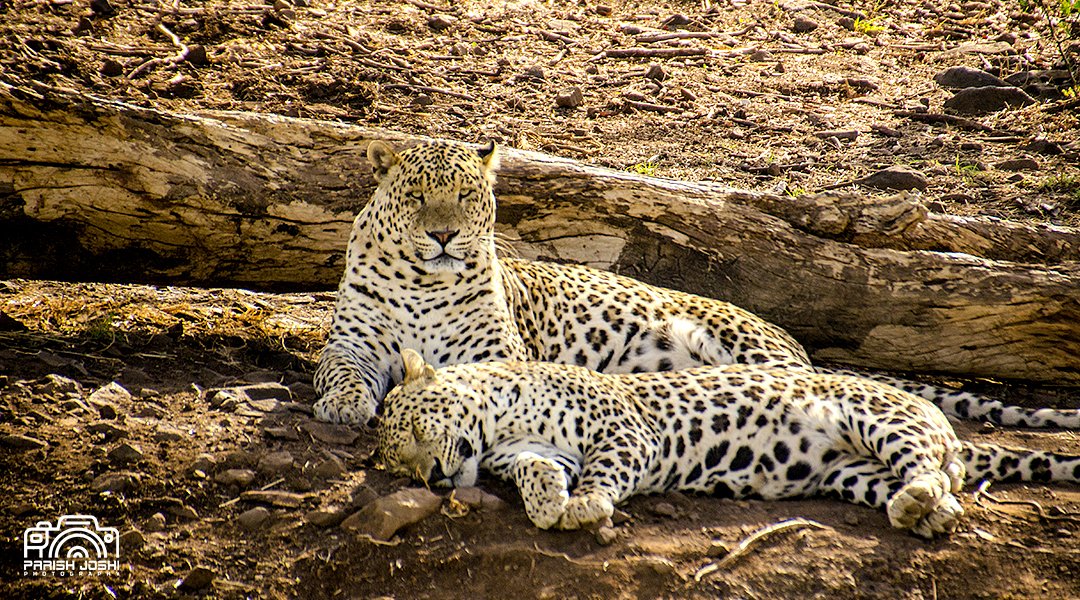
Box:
[2, 81, 1078, 384]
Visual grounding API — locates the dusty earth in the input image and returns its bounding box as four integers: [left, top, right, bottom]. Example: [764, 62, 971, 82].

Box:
[2, 0, 1080, 598]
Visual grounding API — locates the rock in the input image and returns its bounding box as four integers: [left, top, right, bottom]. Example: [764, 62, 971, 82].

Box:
[644, 63, 667, 81]
[651, 501, 677, 518]
[38, 374, 81, 396]
[523, 65, 545, 80]
[185, 44, 208, 66]
[215, 468, 257, 488]
[348, 484, 381, 511]
[837, 16, 855, 30]
[263, 425, 300, 441]
[1021, 139, 1063, 156]
[452, 487, 507, 511]
[87, 421, 128, 441]
[792, 16, 819, 32]
[595, 526, 618, 546]
[88, 382, 132, 417]
[144, 512, 167, 532]
[107, 442, 144, 464]
[257, 450, 295, 475]
[706, 540, 732, 557]
[0, 434, 48, 450]
[814, 129, 859, 141]
[237, 506, 272, 530]
[301, 421, 359, 445]
[152, 426, 184, 443]
[855, 165, 929, 191]
[120, 529, 145, 549]
[240, 490, 308, 508]
[312, 456, 347, 479]
[747, 49, 773, 62]
[556, 87, 584, 108]
[238, 382, 293, 402]
[305, 508, 347, 528]
[945, 41, 1014, 56]
[191, 453, 218, 475]
[287, 381, 317, 401]
[91, 471, 140, 493]
[178, 566, 215, 591]
[167, 503, 200, 521]
[943, 86, 1035, 114]
[427, 14, 456, 31]
[933, 66, 1008, 89]
[611, 509, 632, 525]
[340, 488, 441, 540]
[994, 158, 1039, 171]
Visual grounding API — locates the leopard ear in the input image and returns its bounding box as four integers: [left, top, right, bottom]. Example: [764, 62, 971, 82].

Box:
[477, 140, 499, 181]
[368, 141, 400, 182]
[402, 349, 436, 385]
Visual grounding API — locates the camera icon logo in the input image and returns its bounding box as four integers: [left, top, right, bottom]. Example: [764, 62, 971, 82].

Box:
[23, 515, 120, 560]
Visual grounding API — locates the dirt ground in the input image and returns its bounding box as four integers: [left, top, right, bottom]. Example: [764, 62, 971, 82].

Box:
[2, 0, 1080, 598]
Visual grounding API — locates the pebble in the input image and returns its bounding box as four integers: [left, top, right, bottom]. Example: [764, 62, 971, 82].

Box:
[88, 382, 132, 417]
[792, 16, 819, 32]
[238, 382, 293, 402]
[240, 490, 308, 508]
[706, 540, 732, 557]
[451, 487, 507, 511]
[120, 529, 146, 549]
[177, 566, 215, 591]
[305, 508, 347, 528]
[257, 450, 295, 475]
[747, 49, 773, 62]
[108, 442, 144, 465]
[340, 488, 441, 541]
[191, 453, 218, 474]
[856, 165, 929, 191]
[595, 526, 618, 546]
[427, 14, 456, 31]
[556, 87, 584, 108]
[144, 512, 167, 532]
[301, 421, 359, 445]
[87, 421, 128, 441]
[837, 16, 855, 30]
[933, 65, 1008, 89]
[524, 65, 545, 80]
[644, 63, 667, 81]
[944, 86, 1035, 114]
[263, 425, 300, 441]
[37, 374, 82, 396]
[312, 456, 347, 479]
[651, 501, 677, 518]
[91, 471, 140, 493]
[0, 434, 48, 450]
[237, 506, 272, 530]
[814, 129, 859, 141]
[215, 468, 256, 488]
[994, 158, 1039, 171]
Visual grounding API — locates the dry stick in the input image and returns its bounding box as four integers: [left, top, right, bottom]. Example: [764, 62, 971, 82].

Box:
[603, 47, 708, 59]
[402, 0, 449, 10]
[634, 23, 757, 44]
[127, 23, 190, 79]
[893, 110, 998, 133]
[383, 84, 477, 102]
[694, 518, 829, 581]
[974, 481, 1080, 523]
[624, 99, 683, 114]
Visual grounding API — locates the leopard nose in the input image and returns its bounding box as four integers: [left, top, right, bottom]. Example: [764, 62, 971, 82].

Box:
[427, 229, 458, 246]
[427, 459, 447, 484]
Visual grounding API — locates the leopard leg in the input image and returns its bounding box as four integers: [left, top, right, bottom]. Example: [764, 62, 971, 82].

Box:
[313, 341, 391, 425]
[511, 451, 574, 530]
[817, 457, 964, 538]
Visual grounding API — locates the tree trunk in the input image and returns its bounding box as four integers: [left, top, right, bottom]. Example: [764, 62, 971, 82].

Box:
[2, 81, 1078, 384]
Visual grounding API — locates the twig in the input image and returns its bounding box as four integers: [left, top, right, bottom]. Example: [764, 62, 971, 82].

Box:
[624, 99, 683, 114]
[383, 84, 476, 102]
[1044, 96, 1080, 114]
[973, 481, 1080, 523]
[694, 518, 828, 581]
[893, 111, 997, 133]
[127, 23, 191, 79]
[602, 47, 708, 59]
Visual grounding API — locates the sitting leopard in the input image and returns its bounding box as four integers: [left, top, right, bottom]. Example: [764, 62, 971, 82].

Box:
[314, 139, 1080, 429]
[378, 350, 1080, 537]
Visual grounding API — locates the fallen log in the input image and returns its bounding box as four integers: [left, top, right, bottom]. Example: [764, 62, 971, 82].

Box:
[1, 80, 1078, 384]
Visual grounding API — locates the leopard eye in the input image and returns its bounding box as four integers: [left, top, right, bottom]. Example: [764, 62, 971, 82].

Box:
[458, 188, 475, 201]
[406, 190, 425, 204]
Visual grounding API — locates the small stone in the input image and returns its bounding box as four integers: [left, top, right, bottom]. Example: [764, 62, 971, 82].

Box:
[108, 442, 144, 465]
[168, 504, 199, 521]
[644, 63, 667, 81]
[313, 456, 347, 479]
[120, 529, 145, 549]
[944, 86, 1036, 114]
[185, 44, 208, 66]
[452, 487, 507, 511]
[843, 512, 862, 526]
[341, 488, 441, 540]
[994, 158, 1039, 171]
[0, 434, 48, 451]
[152, 427, 184, 443]
[87, 421, 128, 442]
[263, 426, 300, 441]
[12, 502, 37, 517]
[427, 14, 456, 31]
[611, 509, 632, 525]
[524, 65, 545, 80]
[595, 526, 618, 546]
[837, 16, 855, 30]
[38, 374, 81, 396]
[91, 471, 140, 493]
[101, 59, 124, 77]
[594, 4, 612, 16]
[748, 49, 773, 61]
[178, 566, 215, 591]
[237, 506, 272, 530]
[239, 382, 293, 402]
[305, 508, 347, 528]
[652, 502, 677, 518]
[301, 421, 359, 445]
[856, 165, 929, 191]
[1021, 139, 1063, 156]
[144, 512, 167, 532]
[814, 129, 860, 140]
[706, 540, 732, 557]
[933, 66, 1008, 89]
[191, 453, 218, 474]
[89, 382, 132, 417]
[257, 450, 295, 475]
[215, 468, 256, 488]
[240, 490, 308, 508]
[793, 16, 819, 32]
[412, 94, 435, 107]
[556, 87, 584, 108]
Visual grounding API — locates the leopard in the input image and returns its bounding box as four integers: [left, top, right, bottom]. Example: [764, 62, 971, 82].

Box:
[313, 139, 1080, 429]
[378, 349, 1080, 537]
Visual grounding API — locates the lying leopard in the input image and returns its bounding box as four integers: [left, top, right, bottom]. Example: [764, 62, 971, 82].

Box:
[379, 350, 1080, 537]
[314, 139, 1080, 429]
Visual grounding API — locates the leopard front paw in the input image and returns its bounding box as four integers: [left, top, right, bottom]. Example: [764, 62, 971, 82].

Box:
[557, 492, 614, 530]
[313, 389, 376, 425]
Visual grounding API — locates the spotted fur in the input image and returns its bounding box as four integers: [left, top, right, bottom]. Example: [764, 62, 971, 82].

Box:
[314, 140, 1080, 429]
[379, 350, 1080, 537]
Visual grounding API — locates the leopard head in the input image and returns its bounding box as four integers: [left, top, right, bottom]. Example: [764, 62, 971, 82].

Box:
[377, 349, 484, 486]
[362, 140, 499, 274]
